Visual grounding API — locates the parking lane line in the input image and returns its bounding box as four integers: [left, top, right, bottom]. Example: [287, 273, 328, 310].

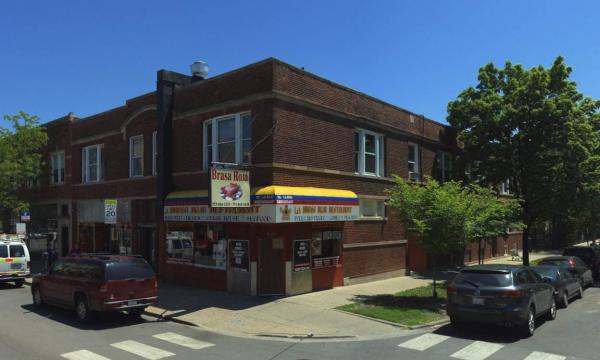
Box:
[61, 349, 111, 360]
[450, 341, 504, 360]
[523, 351, 566, 360]
[111, 340, 174, 360]
[397, 333, 450, 351]
[153, 332, 215, 350]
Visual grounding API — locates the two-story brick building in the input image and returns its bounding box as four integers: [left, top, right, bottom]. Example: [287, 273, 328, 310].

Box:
[27, 58, 521, 296]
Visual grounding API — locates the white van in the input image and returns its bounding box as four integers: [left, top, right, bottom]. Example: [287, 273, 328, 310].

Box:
[0, 234, 31, 287]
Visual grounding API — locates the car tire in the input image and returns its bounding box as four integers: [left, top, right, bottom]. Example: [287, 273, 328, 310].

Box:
[75, 296, 92, 322]
[545, 298, 557, 321]
[32, 286, 44, 308]
[561, 292, 569, 308]
[521, 306, 535, 337]
[577, 285, 584, 300]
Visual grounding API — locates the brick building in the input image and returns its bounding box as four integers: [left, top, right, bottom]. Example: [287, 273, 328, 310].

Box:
[27, 58, 522, 295]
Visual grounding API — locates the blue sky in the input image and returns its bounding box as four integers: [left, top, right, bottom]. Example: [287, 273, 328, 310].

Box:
[1, 1, 599, 126]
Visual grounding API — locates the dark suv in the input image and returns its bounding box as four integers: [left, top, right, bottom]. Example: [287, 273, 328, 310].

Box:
[31, 254, 157, 322]
[563, 246, 600, 280]
[447, 265, 556, 337]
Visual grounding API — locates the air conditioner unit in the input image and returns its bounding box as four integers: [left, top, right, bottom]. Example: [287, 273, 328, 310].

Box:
[408, 172, 420, 182]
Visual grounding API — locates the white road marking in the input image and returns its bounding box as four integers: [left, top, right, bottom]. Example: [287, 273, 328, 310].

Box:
[397, 333, 450, 351]
[153, 332, 215, 350]
[523, 351, 567, 360]
[450, 341, 504, 360]
[61, 350, 111, 360]
[111, 340, 174, 360]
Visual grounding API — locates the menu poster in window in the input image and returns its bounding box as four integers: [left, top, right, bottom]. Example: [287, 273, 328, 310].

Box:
[229, 240, 249, 272]
[294, 240, 311, 272]
[311, 233, 322, 256]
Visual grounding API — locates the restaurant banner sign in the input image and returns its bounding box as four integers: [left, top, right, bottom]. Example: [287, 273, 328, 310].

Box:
[210, 168, 251, 208]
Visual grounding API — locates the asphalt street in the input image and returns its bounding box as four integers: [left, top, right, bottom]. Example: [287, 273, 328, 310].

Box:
[2, 282, 600, 360]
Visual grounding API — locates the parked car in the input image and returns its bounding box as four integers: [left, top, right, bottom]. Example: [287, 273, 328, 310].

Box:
[563, 246, 600, 280]
[0, 235, 31, 287]
[530, 265, 582, 308]
[31, 254, 157, 322]
[447, 265, 556, 337]
[538, 256, 594, 288]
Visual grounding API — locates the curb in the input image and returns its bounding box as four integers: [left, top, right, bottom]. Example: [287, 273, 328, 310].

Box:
[333, 308, 450, 330]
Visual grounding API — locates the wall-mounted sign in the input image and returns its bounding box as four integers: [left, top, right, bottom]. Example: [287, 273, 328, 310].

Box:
[294, 240, 311, 272]
[104, 199, 117, 224]
[20, 211, 30, 222]
[229, 239, 249, 272]
[210, 168, 251, 208]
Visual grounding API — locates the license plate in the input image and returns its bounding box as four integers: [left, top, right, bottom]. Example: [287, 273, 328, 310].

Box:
[10, 263, 21, 270]
[127, 301, 138, 306]
[472, 297, 485, 305]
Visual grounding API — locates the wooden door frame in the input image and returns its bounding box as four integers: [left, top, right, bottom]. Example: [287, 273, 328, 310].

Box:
[257, 235, 286, 296]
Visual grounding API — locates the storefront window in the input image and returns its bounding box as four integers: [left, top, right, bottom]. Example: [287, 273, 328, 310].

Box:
[166, 224, 227, 269]
[311, 230, 341, 268]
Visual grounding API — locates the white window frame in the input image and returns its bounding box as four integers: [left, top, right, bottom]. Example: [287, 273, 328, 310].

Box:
[436, 150, 452, 183]
[203, 112, 251, 169]
[407, 143, 420, 181]
[499, 179, 511, 195]
[355, 129, 384, 177]
[152, 131, 157, 176]
[81, 144, 103, 183]
[50, 151, 65, 185]
[358, 198, 386, 220]
[129, 135, 144, 178]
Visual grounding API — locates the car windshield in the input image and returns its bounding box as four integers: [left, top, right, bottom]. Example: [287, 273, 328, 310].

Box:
[454, 271, 513, 287]
[0, 245, 7, 258]
[564, 249, 594, 260]
[540, 259, 570, 268]
[9, 245, 25, 258]
[105, 259, 155, 280]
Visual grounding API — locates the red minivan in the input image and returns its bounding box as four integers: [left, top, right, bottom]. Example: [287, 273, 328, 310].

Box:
[31, 254, 157, 322]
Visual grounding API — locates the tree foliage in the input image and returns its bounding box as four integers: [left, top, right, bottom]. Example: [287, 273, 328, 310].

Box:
[447, 56, 600, 264]
[0, 112, 48, 213]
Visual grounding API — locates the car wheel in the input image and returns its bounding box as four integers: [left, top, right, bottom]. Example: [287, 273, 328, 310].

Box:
[521, 306, 535, 337]
[32, 287, 44, 307]
[577, 285, 584, 300]
[561, 292, 569, 308]
[75, 296, 92, 322]
[546, 298, 557, 321]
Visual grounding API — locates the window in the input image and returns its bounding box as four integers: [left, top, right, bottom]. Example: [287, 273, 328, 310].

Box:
[165, 224, 227, 269]
[407, 143, 420, 181]
[359, 198, 385, 219]
[81, 144, 104, 183]
[50, 151, 65, 184]
[311, 230, 341, 268]
[129, 135, 144, 177]
[436, 151, 452, 183]
[0, 245, 7, 258]
[9, 245, 25, 258]
[152, 131, 158, 176]
[499, 179, 511, 195]
[203, 112, 252, 168]
[354, 129, 384, 176]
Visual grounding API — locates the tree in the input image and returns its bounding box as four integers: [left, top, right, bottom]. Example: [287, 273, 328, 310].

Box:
[0, 112, 48, 222]
[465, 186, 523, 264]
[387, 177, 469, 298]
[447, 56, 600, 265]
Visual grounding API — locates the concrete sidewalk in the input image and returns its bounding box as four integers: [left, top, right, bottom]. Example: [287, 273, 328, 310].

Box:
[145, 276, 430, 339]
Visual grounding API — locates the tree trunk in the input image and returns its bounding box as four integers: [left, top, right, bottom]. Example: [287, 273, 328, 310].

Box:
[481, 240, 485, 264]
[523, 224, 530, 266]
[478, 239, 482, 264]
[432, 255, 437, 299]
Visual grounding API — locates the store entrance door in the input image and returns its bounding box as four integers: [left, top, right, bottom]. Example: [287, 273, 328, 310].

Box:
[258, 236, 285, 295]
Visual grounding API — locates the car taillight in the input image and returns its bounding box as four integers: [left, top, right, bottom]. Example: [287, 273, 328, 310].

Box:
[99, 284, 108, 293]
[499, 290, 526, 298]
[569, 259, 575, 268]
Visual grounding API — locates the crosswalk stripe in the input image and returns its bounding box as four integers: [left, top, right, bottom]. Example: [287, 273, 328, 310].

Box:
[523, 351, 566, 360]
[61, 350, 111, 360]
[153, 332, 215, 350]
[450, 341, 504, 360]
[111, 340, 175, 360]
[398, 333, 450, 351]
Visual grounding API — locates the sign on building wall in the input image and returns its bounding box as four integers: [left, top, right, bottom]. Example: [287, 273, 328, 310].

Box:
[16, 223, 26, 236]
[20, 211, 30, 222]
[229, 240, 249, 272]
[294, 240, 311, 272]
[104, 199, 118, 224]
[210, 168, 251, 208]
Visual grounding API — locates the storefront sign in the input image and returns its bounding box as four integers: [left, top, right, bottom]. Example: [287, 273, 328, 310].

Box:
[229, 240, 249, 272]
[20, 211, 30, 222]
[294, 240, 311, 272]
[104, 199, 117, 224]
[16, 223, 26, 236]
[210, 168, 250, 208]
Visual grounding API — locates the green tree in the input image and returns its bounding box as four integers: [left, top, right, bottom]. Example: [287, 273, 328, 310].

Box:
[0, 112, 48, 219]
[387, 177, 469, 298]
[447, 56, 600, 265]
[465, 186, 523, 264]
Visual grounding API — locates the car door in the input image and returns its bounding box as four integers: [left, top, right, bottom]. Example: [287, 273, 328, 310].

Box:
[0, 245, 9, 275]
[528, 269, 551, 311]
[41, 259, 65, 303]
[560, 269, 579, 296]
[56, 259, 81, 306]
[516, 270, 534, 305]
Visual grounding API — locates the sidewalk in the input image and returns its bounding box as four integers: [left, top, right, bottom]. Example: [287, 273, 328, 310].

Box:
[145, 276, 430, 339]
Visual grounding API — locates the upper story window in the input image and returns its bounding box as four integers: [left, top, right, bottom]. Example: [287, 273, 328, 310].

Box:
[129, 135, 144, 178]
[203, 112, 252, 169]
[50, 151, 65, 185]
[81, 144, 104, 183]
[152, 131, 158, 176]
[499, 179, 511, 195]
[408, 143, 420, 181]
[436, 151, 453, 183]
[354, 129, 384, 177]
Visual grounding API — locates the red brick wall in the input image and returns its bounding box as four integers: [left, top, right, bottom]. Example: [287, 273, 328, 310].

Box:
[344, 243, 406, 278]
